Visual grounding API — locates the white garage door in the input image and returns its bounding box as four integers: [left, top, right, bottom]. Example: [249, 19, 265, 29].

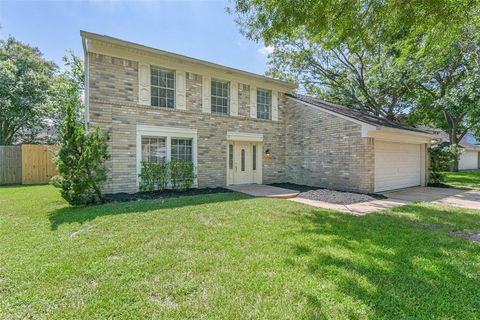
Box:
[375, 141, 422, 192]
[459, 151, 479, 170]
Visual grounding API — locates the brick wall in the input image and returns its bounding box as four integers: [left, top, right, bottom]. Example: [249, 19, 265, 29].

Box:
[238, 83, 251, 117]
[285, 99, 375, 193]
[88, 52, 374, 194]
[186, 72, 202, 113]
[88, 53, 287, 193]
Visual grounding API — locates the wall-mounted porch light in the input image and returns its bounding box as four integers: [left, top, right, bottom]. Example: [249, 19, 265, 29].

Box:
[264, 149, 271, 160]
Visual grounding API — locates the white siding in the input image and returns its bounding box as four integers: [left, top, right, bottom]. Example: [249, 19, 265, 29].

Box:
[459, 151, 479, 170]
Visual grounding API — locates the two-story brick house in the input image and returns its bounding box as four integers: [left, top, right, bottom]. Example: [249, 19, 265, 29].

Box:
[82, 31, 436, 194]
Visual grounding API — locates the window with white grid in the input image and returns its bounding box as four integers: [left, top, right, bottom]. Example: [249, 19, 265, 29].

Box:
[141, 136, 167, 163]
[171, 138, 193, 162]
[257, 88, 271, 120]
[211, 79, 230, 115]
[151, 66, 175, 108]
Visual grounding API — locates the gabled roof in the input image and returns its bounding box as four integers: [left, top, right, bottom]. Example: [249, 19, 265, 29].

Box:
[287, 93, 430, 134]
[80, 31, 297, 90]
[436, 131, 480, 150]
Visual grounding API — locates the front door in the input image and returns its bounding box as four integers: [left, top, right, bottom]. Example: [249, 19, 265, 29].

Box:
[233, 142, 253, 184]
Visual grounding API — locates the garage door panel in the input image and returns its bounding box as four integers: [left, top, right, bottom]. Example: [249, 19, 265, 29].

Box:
[375, 141, 422, 192]
[459, 151, 479, 170]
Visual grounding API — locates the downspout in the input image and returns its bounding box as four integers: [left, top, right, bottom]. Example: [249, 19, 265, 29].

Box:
[81, 34, 89, 129]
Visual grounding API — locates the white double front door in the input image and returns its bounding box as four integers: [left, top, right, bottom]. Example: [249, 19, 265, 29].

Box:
[228, 141, 261, 185]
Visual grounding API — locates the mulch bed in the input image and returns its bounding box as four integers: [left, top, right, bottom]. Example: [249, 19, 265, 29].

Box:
[105, 187, 233, 203]
[427, 182, 455, 188]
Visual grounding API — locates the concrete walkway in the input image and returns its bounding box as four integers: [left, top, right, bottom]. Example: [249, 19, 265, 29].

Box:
[383, 187, 480, 210]
[290, 197, 409, 216]
[228, 184, 480, 214]
[226, 184, 300, 198]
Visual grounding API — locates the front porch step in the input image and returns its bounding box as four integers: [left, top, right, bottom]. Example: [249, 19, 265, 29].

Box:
[226, 184, 300, 198]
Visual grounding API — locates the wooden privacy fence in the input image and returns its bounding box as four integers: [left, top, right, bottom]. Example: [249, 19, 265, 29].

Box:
[0, 144, 60, 185]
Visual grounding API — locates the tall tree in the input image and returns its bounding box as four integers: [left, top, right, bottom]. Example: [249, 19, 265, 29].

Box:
[410, 32, 480, 170]
[0, 37, 57, 145]
[46, 51, 85, 143]
[232, 0, 479, 120]
[265, 37, 419, 120]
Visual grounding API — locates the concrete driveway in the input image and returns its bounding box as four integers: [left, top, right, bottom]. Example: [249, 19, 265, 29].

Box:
[382, 187, 480, 210]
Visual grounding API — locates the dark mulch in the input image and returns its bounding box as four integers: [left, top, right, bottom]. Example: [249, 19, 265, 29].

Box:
[268, 182, 387, 199]
[428, 182, 455, 188]
[268, 183, 319, 193]
[105, 187, 233, 203]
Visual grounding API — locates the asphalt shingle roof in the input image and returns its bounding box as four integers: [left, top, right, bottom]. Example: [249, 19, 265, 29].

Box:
[287, 93, 430, 134]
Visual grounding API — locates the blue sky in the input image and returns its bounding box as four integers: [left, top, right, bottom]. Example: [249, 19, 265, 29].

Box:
[0, 0, 272, 73]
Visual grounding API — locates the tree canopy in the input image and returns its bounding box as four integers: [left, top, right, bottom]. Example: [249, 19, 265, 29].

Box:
[233, 0, 480, 141]
[0, 37, 57, 145]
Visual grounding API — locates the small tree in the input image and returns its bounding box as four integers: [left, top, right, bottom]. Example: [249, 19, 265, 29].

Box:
[429, 145, 462, 183]
[52, 98, 110, 206]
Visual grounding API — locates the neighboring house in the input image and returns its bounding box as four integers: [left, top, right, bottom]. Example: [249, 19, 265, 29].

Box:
[81, 31, 437, 194]
[435, 130, 480, 170]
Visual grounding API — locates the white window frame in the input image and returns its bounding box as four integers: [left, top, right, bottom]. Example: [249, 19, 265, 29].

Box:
[256, 88, 271, 120]
[150, 66, 176, 109]
[136, 125, 198, 189]
[211, 78, 230, 115]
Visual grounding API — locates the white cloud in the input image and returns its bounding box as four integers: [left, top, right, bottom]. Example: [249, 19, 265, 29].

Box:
[258, 45, 274, 55]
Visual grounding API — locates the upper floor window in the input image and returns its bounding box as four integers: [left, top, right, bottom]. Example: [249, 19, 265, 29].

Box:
[151, 66, 175, 108]
[257, 88, 271, 120]
[211, 79, 230, 115]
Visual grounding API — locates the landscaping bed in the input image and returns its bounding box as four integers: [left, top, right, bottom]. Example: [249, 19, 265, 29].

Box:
[297, 189, 376, 205]
[269, 183, 387, 202]
[105, 187, 232, 203]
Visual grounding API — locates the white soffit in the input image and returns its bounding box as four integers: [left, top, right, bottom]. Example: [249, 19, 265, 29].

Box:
[227, 131, 263, 142]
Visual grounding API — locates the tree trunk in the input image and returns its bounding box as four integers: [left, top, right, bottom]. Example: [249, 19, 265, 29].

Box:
[450, 135, 460, 172]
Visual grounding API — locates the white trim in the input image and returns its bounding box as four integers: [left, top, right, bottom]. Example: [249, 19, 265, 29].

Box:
[369, 131, 435, 144]
[230, 81, 238, 116]
[82, 37, 90, 126]
[81, 30, 297, 90]
[202, 75, 211, 113]
[249, 86, 257, 118]
[226, 141, 263, 186]
[376, 126, 438, 140]
[138, 63, 151, 105]
[287, 96, 376, 137]
[420, 144, 427, 186]
[136, 125, 198, 189]
[227, 131, 264, 142]
[271, 90, 278, 121]
[176, 70, 186, 110]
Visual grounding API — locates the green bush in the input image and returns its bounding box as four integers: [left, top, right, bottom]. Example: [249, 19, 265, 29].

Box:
[170, 161, 196, 191]
[139, 161, 195, 191]
[52, 104, 110, 206]
[139, 161, 169, 192]
[429, 146, 460, 183]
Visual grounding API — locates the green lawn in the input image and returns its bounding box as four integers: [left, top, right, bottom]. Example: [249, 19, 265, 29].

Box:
[443, 169, 480, 189]
[1, 185, 479, 319]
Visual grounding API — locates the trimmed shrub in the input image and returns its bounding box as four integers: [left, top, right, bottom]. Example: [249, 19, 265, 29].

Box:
[139, 161, 170, 192]
[139, 161, 195, 191]
[169, 161, 196, 191]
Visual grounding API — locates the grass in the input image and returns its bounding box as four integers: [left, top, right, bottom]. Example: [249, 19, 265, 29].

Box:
[1, 185, 479, 319]
[443, 169, 480, 189]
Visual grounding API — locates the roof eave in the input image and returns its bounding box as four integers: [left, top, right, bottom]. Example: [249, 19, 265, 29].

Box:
[80, 30, 298, 90]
